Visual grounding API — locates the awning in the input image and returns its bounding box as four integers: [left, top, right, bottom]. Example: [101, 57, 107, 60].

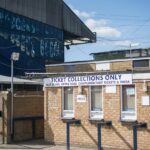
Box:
[0, 75, 43, 85]
[63, 3, 96, 46]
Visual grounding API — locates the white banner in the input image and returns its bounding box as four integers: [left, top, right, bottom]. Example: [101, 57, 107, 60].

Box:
[44, 74, 132, 87]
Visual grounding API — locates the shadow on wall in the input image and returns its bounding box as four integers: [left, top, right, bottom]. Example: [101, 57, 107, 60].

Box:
[81, 124, 133, 150]
[45, 89, 54, 144]
[45, 123, 54, 144]
[81, 124, 97, 145]
[112, 126, 132, 150]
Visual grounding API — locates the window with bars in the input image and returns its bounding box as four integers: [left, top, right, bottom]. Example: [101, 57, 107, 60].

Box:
[62, 87, 74, 118]
[121, 85, 136, 121]
[122, 85, 135, 111]
[90, 86, 103, 120]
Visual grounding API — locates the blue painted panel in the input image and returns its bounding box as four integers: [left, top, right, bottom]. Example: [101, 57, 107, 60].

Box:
[0, 8, 64, 76]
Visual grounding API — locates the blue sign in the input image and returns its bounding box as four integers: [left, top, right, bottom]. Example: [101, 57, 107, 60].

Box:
[0, 8, 64, 61]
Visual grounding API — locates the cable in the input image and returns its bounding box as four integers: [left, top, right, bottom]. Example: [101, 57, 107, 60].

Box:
[0, 53, 45, 71]
[0, 59, 44, 71]
[97, 38, 150, 43]
[123, 18, 150, 40]
[77, 46, 89, 55]
[0, 45, 17, 49]
[94, 13, 148, 19]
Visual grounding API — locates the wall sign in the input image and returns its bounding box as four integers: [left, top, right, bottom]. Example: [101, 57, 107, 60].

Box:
[44, 74, 132, 87]
[142, 96, 150, 106]
[105, 85, 116, 93]
[77, 95, 86, 103]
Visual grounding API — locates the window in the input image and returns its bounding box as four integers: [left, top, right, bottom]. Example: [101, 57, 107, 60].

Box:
[62, 87, 74, 118]
[64, 65, 75, 72]
[125, 51, 140, 58]
[121, 85, 136, 121]
[90, 86, 103, 120]
[133, 60, 149, 68]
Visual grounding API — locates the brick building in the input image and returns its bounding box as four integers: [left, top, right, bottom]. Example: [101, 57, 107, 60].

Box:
[0, 0, 97, 146]
[0, 75, 43, 143]
[43, 49, 150, 150]
[0, 0, 96, 144]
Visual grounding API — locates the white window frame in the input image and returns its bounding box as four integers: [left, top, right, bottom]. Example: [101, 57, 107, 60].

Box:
[121, 84, 137, 121]
[62, 87, 74, 119]
[89, 86, 104, 120]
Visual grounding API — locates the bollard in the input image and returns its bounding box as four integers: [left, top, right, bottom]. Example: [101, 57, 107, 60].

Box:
[97, 124, 101, 150]
[89, 120, 112, 150]
[133, 126, 137, 150]
[66, 122, 70, 150]
[133, 122, 147, 150]
[62, 119, 81, 150]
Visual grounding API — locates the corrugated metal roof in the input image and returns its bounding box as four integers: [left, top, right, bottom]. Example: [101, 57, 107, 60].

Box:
[63, 3, 96, 45]
[0, 0, 96, 45]
[0, 75, 43, 85]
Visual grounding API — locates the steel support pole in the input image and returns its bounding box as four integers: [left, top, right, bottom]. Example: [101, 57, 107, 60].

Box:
[97, 124, 101, 150]
[66, 122, 70, 150]
[32, 119, 36, 139]
[133, 126, 137, 150]
[11, 59, 14, 139]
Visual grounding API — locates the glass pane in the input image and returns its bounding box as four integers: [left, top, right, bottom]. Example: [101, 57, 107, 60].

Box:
[133, 60, 149, 68]
[122, 85, 135, 111]
[64, 87, 73, 110]
[91, 86, 102, 111]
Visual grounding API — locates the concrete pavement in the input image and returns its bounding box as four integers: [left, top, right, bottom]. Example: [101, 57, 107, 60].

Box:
[0, 140, 97, 150]
[0, 140, 126, 150]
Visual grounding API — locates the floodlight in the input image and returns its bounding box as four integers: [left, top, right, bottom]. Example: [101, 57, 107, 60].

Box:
[11, 52, 20, 61]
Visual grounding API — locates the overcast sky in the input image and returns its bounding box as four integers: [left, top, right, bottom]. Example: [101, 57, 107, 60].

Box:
[64, 0, 150, 62]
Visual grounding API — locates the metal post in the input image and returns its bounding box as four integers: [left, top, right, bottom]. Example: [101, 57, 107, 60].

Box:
[133, 126, 137, 150]
[130, 43, 132, 58]
[97, 124, 101, 150]
[11, 59, 14, 139]
[66, 122, 70, 150]
[32, 119, 36, 139]
[10, 52, 19, 140]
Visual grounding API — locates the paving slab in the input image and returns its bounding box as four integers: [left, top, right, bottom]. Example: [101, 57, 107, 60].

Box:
[0, 140, 126, 150]
[0, 140, 96, 150]
[0, 144, 96, 150]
